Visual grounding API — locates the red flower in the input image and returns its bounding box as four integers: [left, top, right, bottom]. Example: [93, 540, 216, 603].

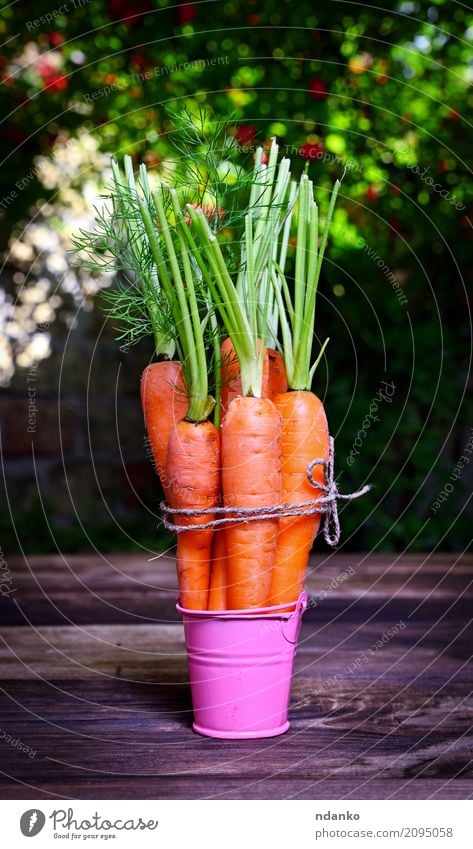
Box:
[42, 71, 68, 92]
[299, 140, 324, 160]
[37, 57, 68, 91]
[177, 2, 197, 24]
[49, 32, 64, 46]
[144, 151, 160, 167]
[248, 13, 260, 24]
[131, 52, 151, 70]
[235, 124, 256, 146]
[365, 185, 379, 202]
[51, 74, 68, 91]
[309, 79, 328, 100]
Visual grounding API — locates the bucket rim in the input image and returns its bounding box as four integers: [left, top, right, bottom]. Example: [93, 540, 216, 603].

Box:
[176, 591, 307, 620]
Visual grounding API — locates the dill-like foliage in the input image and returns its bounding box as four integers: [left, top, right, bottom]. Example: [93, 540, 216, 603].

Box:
[72, 107, 262, 355]
[162, 106, 253, 234]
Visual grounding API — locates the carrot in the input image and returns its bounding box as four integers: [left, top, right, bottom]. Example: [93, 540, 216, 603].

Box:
[220, 337, 243, 420]
[267, 348, 288, 397]
[220, 339, 287, 419]
[222, 396, 281, 609]
[267, 171, 341, 606]
[268, 391, 329, 607]
[140, 361, 188, 501]
[167, 419, 220, 610]
[208, 530, 227, 610]
[187, 199, 290, 611]
[139, 183, 221, 610]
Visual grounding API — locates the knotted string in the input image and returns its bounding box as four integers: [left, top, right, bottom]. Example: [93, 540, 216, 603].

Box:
[160, 436, 371, 547]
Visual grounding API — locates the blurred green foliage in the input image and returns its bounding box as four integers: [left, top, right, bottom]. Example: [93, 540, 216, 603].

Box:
[0, 0, 471, 552]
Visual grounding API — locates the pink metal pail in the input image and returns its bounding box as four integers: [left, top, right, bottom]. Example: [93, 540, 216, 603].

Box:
[176, 591, 308, 739]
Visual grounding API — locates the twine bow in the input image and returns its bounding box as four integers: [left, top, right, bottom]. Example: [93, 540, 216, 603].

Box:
[306, 437, 371, 545]
[160, 436, 371, 547]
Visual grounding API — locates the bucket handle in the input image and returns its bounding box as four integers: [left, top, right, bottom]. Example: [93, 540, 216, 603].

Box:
[282, 591, 308, 644]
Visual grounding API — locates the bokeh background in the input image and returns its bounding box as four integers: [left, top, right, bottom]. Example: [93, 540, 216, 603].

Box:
[0, 0, 471, 556]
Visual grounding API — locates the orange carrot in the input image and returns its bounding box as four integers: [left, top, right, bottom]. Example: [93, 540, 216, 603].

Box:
[220, 339, 287, 419]
[220, 337, 243, 419]
[222, 396, 281, 609]
[268, 391, 329, 607]
[267, 348, 288, 397]
[167, 419, 220, 610]
[140, 362, 188, 501]
[208, 530, 227, 610]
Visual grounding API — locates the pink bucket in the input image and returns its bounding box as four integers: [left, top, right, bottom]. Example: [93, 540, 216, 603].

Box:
[176, 591, 308, 739]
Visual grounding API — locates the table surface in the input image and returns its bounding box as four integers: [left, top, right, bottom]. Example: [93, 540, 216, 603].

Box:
[0, 551, 472, 800]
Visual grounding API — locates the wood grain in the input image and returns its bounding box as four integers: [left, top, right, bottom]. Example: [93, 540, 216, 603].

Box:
[0, 553, 472, 800]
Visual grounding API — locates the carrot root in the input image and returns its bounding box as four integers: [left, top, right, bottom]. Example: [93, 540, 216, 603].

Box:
[222, 395, 281, 609]
[269, 391, 329, 608]
[208, 530, 227, 610]
[167, 419, 220, 610]
[141, 361, 188, 500]
[220, 339, 287, 420]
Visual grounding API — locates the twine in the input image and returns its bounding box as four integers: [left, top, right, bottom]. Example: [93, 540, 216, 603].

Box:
[160, 436, 371, 547]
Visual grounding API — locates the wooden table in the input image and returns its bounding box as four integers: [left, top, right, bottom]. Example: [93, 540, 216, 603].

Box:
[0, 552, 472, 800]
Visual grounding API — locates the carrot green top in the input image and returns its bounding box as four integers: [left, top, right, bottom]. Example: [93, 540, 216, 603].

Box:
[135, 167, 215, 423]
[270, 172, 341, 391]
[74, 117, 341, 410]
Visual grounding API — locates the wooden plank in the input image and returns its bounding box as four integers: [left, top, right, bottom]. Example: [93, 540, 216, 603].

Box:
[0, 625, 186, 680]
[4, 552, 472, 588]
[1, 777, 472, 801]
[1, 553, 472, 627]
[1, 678, 472, 798]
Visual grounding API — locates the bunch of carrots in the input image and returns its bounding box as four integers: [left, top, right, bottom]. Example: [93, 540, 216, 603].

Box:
[76, 122, 340, 612]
